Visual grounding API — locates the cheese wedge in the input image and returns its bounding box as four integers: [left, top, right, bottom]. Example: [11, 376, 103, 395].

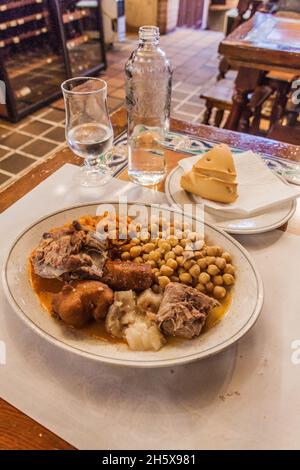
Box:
[180, 170, 238, 204]
[193, 144, 236, 182]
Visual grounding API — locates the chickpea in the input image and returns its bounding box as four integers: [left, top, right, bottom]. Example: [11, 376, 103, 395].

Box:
[173, 245, 183, 256]
[199, 272, 210, 284]
[131, 237, 140, 245]
[197, 258, 207, 270]
[160, 265, 174, 277]
[179, 272, 193, 284]
[213, 286, 227, 299]
[207, 264, 220, 276]
[170, 275, 179, 282]
[224, 263, 235, 275]
[152, 268, 159, 275]
[166, 258, 178, 270]
[183, 259, 194, 270]
[143, 253, 149, 261]
[222, 252, 232, 263]
[180, 238, 189, 247]
[160, 241, 171, 253]
[201, 247, 207, 256]
[165, 251, 176, 261]
[149, 250, 161, 262]
[206, 246, 218, 256]
[158, 276, 170, 288]
[195, 283, 206, 293]
[143, 242, 155, 253]
[121, 251, 130, 261]
[205, 256, 216, 265]
[130, 245, 142, 258]
[157, 260, 166, 268]
[223, 273, 235, 286]
[189, 264, 201, 278]
[193, 251, 203, 260]
[177, 267, 185, 275]
[145, 260, 157, 268]
[206, 281, 214, 293]
[213, 275, 223, 286]
[215, 257, 226, 270]
[216, 246, 223, 256]
[168, 237, 178, 247]
[176, 255, 185, 266]
[133, 256, 143, 264]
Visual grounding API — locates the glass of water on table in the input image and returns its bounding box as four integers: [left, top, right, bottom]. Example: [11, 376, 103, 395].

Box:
[61, 77, 113, 187]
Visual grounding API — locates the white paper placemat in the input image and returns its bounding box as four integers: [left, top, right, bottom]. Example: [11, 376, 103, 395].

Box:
[1, 164, 300, 450]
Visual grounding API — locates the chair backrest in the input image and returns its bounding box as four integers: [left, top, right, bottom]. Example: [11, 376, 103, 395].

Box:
[232, 1, 263, 31]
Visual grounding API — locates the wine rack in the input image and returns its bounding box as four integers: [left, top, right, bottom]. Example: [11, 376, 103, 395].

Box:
[56, 0, 106, 78]
[0, 0, 106, 122]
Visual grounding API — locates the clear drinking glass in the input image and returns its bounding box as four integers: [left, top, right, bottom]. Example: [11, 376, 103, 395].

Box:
[61, 77, 113, 187]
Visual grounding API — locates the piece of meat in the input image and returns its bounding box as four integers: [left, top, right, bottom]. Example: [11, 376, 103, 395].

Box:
[101, 260, 154, 291]
[52, 280, 113, 328]
[156, 282, 219, 339]
[31, 220, 107, 280]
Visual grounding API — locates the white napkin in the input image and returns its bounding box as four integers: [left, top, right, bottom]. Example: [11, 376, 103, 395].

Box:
[179, 151, 300, 216]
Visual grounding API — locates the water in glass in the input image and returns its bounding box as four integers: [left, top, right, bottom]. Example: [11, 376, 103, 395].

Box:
[61, 77, 113, 187]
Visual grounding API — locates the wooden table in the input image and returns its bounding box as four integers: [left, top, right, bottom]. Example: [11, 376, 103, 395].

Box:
[219, 12, 300, 131]
[1, 107, 300, 449]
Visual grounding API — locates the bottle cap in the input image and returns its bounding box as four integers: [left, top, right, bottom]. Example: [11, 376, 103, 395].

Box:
[139, 25, 160, 41]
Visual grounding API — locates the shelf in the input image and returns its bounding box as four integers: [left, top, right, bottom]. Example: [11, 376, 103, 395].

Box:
[8, 54, 57, 79]
[0, 0, 106, 122]
[67, 34, 89, 49]
[0, 11, 48, 31]
[0, 26, 48, 48]
[63, 8, 90, 24]
[0, 0, 43, 13]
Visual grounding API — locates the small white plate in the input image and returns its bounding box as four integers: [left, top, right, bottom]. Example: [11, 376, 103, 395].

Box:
[2, 203, 264, 368]
[165, 165, 296, 235]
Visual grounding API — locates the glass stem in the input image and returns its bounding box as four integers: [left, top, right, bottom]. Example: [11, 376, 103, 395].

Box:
[85, 155, 99, 171]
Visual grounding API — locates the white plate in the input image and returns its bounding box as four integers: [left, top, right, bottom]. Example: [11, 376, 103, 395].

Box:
[2, 203, 264, 368]
[165, 165, 296, 235]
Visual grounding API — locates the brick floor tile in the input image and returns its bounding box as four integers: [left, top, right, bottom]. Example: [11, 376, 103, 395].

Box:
[0, 153, 36, 173]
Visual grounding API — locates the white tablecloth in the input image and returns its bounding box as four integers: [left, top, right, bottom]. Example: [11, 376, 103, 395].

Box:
[0, 164, 299, 449]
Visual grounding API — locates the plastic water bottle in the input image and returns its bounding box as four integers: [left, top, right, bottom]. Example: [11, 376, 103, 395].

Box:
[125, 25, 172, 186]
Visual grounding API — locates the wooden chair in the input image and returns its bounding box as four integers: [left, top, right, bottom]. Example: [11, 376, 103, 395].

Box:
[200, 75, 235, 126]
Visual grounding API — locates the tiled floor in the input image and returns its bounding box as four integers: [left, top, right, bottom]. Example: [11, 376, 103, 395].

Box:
[0, 28, 223, 192]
